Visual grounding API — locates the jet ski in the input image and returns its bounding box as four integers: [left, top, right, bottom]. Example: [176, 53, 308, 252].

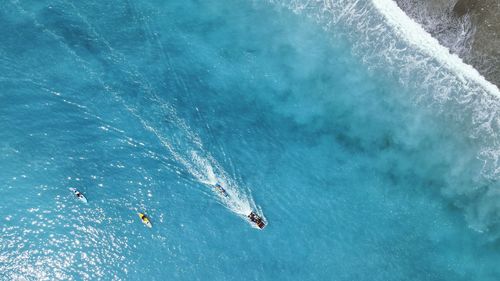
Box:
[138, 213, 152, 228]
[212, 182, 229, 198]
[69, 188, 88, 203]
[248, 211, 266, 229]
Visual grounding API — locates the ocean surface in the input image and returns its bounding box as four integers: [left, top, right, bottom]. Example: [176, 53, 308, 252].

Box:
[1, 0, 500, 280]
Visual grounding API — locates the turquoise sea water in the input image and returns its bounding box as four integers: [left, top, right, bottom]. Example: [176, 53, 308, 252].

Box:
[1, 0, 500, 280]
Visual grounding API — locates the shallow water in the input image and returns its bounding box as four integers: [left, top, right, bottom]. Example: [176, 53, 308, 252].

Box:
[1, 0, 500, 280]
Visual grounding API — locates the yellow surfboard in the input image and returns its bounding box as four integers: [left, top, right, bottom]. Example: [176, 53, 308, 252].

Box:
[138, 213, 152, 228]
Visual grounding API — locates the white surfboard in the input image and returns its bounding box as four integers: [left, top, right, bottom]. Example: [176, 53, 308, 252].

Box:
[69, 188, 88, 203]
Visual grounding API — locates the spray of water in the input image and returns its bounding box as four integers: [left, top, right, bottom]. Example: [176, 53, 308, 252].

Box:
[9, 0, 262, 225]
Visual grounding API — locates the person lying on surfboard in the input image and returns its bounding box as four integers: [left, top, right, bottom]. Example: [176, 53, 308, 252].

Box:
[75, 192, 84, 199]
[69, 187, 88, 203]
[138, 213, 152, 228]
[213, 182, 229, 197]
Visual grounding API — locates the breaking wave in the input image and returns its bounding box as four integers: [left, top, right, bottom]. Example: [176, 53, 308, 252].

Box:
[265, 0, 500, 236]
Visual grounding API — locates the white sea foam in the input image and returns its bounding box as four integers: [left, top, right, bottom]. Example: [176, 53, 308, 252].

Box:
[371, 0, 500, 97]
[265, 0, 500, 234]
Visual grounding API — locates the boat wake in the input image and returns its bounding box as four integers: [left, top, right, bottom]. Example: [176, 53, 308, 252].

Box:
[8, 0, 263, 227]
[127, 97, 258, 219]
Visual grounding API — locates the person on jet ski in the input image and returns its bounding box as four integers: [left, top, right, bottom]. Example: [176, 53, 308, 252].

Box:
[248, 211, 266, 229]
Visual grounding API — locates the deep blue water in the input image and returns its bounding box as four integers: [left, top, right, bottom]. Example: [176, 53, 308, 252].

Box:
[1, 0, 500, 280]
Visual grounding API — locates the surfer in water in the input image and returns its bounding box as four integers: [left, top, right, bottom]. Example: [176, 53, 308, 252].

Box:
[75, 191, 84, 199]
[213, 182, 229, 197]
[138, 213, 152, 228]
[69, 187, 88, 203]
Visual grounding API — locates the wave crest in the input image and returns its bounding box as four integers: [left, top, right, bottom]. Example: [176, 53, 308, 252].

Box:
[265, 0, 500, 236]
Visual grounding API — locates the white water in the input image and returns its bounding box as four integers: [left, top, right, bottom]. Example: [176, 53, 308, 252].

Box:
[266, 0, 500, 234]
[372, 0, 500, 97]
[129, 100, 257, 218]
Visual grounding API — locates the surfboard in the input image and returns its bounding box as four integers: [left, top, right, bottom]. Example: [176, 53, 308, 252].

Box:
[69, 188, 88, 203]
[138, 213, 152, 228]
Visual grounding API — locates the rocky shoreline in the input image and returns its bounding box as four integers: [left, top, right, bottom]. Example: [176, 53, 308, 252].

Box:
[395, 0, 499, 88]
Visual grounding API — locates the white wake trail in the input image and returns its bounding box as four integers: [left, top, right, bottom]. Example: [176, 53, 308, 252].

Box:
[10, 0, 260, 223]
[127, 102, 255, 217]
